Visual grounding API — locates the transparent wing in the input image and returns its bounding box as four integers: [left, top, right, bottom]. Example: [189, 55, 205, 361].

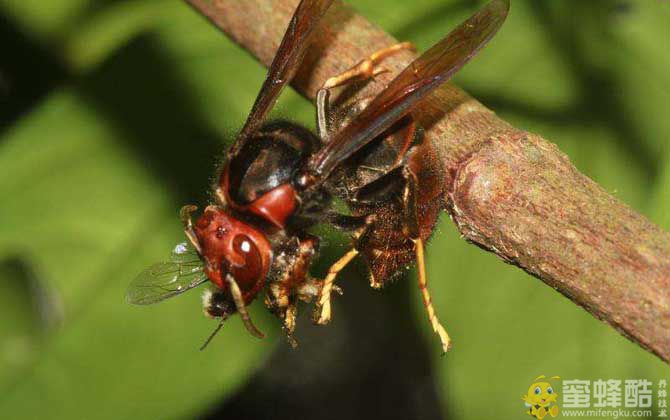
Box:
[126, 242, 208, 305]
[235, 0, 334, 150]
[303, 0, 509, 183]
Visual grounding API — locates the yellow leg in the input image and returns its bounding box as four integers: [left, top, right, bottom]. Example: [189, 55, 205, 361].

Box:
[283, 303, 298, 348]
[323, 42, 415, 89]
[413, 238, 450, 353]
[284, 303, 297, 334]
[314, 248, 359, 325]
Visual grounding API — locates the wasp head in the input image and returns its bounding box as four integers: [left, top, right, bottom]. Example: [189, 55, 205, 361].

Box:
[194, 206, 272, 301]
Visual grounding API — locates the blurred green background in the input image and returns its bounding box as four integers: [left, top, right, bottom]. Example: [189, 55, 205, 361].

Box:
[0, 0, 668, 419]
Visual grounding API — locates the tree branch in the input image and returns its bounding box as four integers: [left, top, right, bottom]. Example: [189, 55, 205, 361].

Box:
[184, 0, 670, 362]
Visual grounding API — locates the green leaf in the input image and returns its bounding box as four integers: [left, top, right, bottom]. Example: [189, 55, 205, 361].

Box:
[651, 159, 670, 230]
[64, 0, 162, 72]
[0, 0, 89, 42]
[0, 91, 271, 420]
[2, 0, 669, 419]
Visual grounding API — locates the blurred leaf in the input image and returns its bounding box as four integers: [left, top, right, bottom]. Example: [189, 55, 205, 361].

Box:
[607, 0, 670, 164]
[1, 0, 669, 420]
[0, 91, 270, 420]
[651, 159, 670, 230]
[64, 0, 161, 72]
[0, 257, 46, 386]
[0, 0, 88, 41]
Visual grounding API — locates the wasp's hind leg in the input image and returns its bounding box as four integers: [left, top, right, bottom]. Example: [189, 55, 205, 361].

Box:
[322, 42, 415, 90]
[316, 42, 415, 141]
[402, 166, 451, 353]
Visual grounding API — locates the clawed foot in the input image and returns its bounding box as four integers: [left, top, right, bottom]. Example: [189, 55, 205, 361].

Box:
[313, 282, 343, 325]
[292, 277, 343, 325]
[311, 248, 359, 325]
[322, 42, 415, 90]
[282, 303, 299, 349]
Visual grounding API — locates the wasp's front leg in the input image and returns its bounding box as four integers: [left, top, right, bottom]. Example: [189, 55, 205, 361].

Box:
[313, 215, 374, 325]
[264, 236, 319, 347]
[180, 205, 202, 254]
[264, 283, 297, 347]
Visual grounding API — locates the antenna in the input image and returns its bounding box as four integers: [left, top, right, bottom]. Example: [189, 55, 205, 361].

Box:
[200, 316, 227, 351]
[225, 274, 265, 339]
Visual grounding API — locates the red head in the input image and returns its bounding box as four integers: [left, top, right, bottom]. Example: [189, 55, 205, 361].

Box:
[193, 206, 272, 302]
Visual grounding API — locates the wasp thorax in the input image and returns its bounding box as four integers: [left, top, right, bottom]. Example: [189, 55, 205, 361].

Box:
[194, 206, 272, 301]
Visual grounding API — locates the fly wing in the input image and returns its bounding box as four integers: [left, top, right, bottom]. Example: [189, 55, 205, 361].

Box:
[302, 0, 509, 184]
[126, 242, 208, 305]
[235, 0, 334, 150]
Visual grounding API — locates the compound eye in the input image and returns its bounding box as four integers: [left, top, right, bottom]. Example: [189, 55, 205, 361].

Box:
[230, 234, 263, 288]
[534, 387, 541, 395]
[547, 387, 553, 395]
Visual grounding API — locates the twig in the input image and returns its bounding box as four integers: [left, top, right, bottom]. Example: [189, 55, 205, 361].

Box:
[184, 0, 670, 362]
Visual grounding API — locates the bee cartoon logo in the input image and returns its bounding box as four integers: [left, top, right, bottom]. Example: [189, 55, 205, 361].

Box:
[523, 375, 560, 419]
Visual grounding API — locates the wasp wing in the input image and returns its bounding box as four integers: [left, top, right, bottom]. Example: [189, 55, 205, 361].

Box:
[303, 0, 509, 183]
[126, 242, 208, 305]
[235, 0, 334, 149]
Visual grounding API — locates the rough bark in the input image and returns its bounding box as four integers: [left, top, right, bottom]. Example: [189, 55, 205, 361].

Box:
[184, 0, 670, 362]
